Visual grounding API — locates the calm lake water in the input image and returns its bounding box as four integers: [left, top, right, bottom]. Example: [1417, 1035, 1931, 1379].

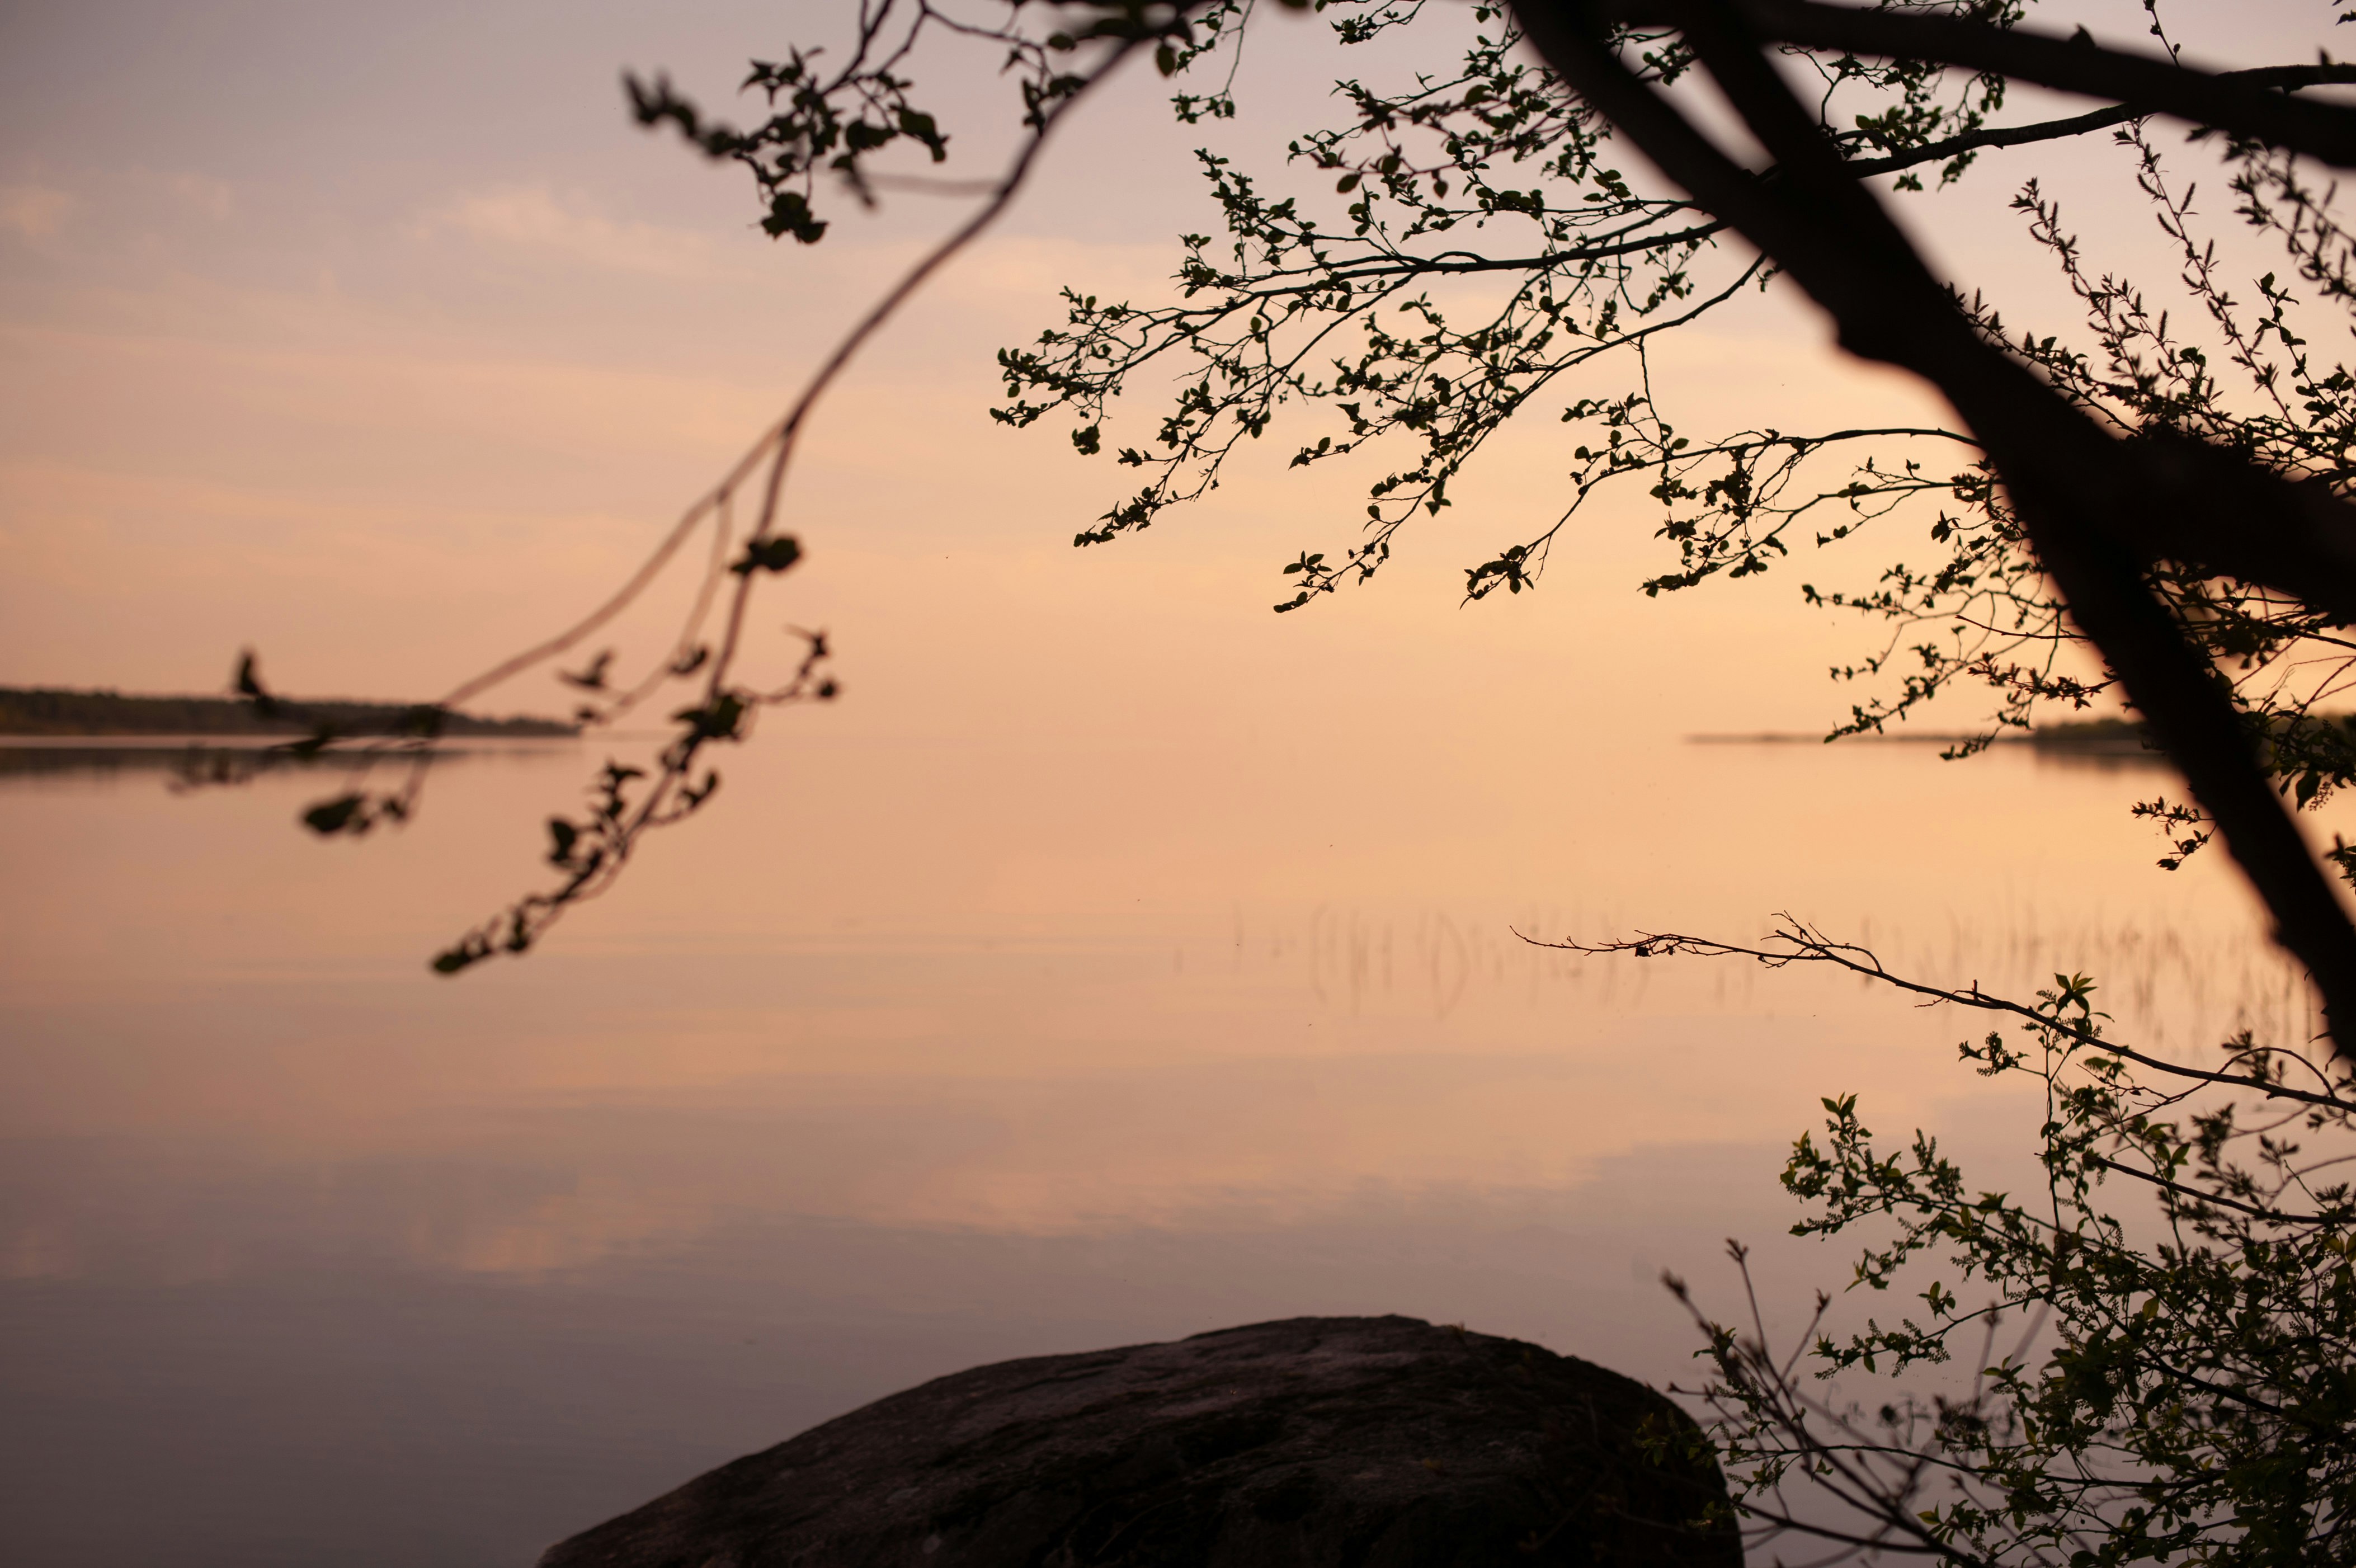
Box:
[0, 730, 2321, 1566]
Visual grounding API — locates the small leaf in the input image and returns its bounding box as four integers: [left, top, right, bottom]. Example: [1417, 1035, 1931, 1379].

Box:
[732, 535, 804, 575]
[303, 794, 367, 835]
[560, 650, 615, 690]
[762, 191, 827, 244]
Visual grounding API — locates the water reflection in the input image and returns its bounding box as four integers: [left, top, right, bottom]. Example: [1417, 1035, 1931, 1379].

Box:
[0, 1134, 1810, 1568]
[0, 735, 2331, 1566]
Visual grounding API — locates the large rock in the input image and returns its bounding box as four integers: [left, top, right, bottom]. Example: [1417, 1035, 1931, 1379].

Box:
[539, 1316, 1737, 1567]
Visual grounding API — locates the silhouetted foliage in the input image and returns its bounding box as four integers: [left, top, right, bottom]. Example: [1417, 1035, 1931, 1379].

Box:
[1538, 922, 2356, 1564]
[640, 0, 2356, 1036]
[220, 2, 2356, 1555]
[212, 0, 1165, 972]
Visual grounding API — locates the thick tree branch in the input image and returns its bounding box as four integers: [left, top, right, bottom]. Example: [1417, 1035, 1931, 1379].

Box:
[1841, 64, 2356, 178]
[1526, 10, 2356, 621]
[1328, 72, 2356, 287]
[1615, 0, 2356, 168]
[1510, 0, 2356, 1052]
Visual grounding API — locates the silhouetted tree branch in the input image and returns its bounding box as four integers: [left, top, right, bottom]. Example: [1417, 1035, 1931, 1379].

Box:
[1504, 0, 2356, 1049]
[231, 2, 1179, 971]
[1526, 919, 2356, 1561]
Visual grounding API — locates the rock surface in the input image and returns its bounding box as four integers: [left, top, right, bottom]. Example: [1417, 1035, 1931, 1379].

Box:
[538, 1315, 1737, 1567]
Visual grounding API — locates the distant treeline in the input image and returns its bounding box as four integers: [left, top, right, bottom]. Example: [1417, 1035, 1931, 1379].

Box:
[1691, 720, 2156, 748]
[2026, 717, 2150, 752]
[1693, 715, 2352, 757]
[0, 686, 576, 738]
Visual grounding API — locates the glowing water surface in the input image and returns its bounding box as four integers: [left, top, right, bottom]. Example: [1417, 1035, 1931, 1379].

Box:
[0, 732, 2317, 1566]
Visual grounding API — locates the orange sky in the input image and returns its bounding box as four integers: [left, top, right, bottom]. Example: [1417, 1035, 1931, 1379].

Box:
[2, 0, 2335, 748]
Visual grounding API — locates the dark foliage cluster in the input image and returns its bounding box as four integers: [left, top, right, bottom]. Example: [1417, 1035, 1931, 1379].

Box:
[991, 0, 2004, 630]
[1546, 922, 2356, 1564]
[986, 0, 2356, 869]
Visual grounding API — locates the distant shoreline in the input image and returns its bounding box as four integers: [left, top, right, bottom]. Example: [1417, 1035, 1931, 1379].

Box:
[0, 685, 576, 740]
[1686, 718, 2155, 754]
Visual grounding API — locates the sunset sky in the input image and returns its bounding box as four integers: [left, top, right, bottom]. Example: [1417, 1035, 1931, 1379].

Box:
[12, 13, 2353, 1560]
[2, 0, 2330, 748]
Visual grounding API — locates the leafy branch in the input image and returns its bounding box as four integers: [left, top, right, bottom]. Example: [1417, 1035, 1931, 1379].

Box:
[224, 0, 1182, 971]
[1528, 919, 2356, 1563]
